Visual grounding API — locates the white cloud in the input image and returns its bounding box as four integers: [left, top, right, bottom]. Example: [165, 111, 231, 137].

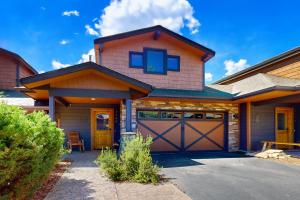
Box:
[38, 70, 45, 74]
[78, 49, 95, 63]
[40, 6, 46, 11]
[205, 72, 213, 82]
[224, 59, 249, 76]
[52, 60, 71, 69]
[91, 0, 200, 36]
[85, 25, 100, 36]
[62, 10, 79, 17]
[59, 39, 69, 45]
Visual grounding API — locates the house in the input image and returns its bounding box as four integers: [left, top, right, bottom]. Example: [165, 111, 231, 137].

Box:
[0, 48, 46, 112]
[214, 47, 300, 151]
[19, 25, 300, 152]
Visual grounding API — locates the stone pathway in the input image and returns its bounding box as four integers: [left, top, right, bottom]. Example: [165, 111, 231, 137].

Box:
[45, 151, 190, 200]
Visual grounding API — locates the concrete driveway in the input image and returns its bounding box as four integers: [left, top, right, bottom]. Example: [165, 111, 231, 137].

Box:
[153, 152, 300, 200]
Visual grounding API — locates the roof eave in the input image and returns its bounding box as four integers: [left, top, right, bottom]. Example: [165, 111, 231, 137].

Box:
[94, 25, 215, 61]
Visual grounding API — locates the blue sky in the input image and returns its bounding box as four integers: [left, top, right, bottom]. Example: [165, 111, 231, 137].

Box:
[1, 0, 300, 84]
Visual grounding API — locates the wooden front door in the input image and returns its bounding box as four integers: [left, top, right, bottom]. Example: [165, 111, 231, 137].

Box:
[275, 107, 294, 148]
[91, 108, 114, 149]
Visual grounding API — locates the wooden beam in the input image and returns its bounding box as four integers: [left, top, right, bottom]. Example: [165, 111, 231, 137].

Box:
[125, 99, 132, 132]
[252, 93, 300, 106]
[153, 30, 160, 40]
[49, 88, 130, 99]
[55, 97, 69, 107]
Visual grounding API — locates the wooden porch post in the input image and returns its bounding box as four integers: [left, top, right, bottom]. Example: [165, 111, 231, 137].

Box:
[49, 96, 55, 121]
[125, 99, 132, 132]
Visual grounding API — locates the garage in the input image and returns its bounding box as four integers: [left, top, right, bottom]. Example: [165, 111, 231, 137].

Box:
[137, 110, 228, 152]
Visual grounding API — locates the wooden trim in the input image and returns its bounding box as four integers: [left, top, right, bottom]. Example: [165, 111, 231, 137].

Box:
[90, 108, 115, 150]
[49, 88, 131, 99]
[246, 102, 252, 151]
[93, 25, 215, 59]
[20, 62, 153, 91]
[252, 93, 300, 106]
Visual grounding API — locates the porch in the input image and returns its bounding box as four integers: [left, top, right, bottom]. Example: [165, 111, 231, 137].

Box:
[20, 62, 152, 150]
[239, 94, 300, 151]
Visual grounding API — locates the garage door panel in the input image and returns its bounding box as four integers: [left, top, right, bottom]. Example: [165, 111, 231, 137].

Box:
[186, 121, 222, 133]
[137, 120, 181, 152]
[184, 120, 224, 151]
[163, 125, 181, 147]
[151, 138, 179, 152]
[186, 138, 223, 151]
[184, 125, 201, 147]
[141, 120, 179, 134]
[137, 111, 226, 152]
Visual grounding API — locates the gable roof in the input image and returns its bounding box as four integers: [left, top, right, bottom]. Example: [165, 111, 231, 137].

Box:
[214, 46, 300, 84]
[0, 48, 38, 74]
[20, 62, 153, 91]
[94, 25, 215, 62]
[210, 73, 300, 99]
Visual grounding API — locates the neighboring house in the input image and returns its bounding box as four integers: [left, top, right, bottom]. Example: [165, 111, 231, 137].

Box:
[19, 25, 300, 152]
[214, 47, 300, 151]
[0, 48, 46, 111]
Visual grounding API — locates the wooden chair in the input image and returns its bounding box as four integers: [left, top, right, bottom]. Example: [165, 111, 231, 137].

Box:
[67, 131, 85, 152]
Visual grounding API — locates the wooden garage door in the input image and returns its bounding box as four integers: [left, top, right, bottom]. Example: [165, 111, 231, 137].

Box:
[137, 110, 226, 152]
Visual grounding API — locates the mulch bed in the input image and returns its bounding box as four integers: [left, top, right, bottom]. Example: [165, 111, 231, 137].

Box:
[32, 159, 71, 200]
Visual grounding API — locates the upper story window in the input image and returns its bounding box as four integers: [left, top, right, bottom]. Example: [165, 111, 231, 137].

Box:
[128, 48, 180, 74]
[129, 51, 143, 68]
[167, 55, 180, 71]
[144, 48, 167, 74]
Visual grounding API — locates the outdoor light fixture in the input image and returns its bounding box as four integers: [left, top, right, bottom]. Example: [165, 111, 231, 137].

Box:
[91, 98, 96, 101]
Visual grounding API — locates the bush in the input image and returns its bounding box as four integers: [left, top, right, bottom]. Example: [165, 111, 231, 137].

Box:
[97, 149, 124, 181]
[96, 134, 159, 184]
[0, 103, 64, 200]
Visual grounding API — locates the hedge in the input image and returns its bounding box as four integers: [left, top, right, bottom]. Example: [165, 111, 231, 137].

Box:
[0, 103, 64, 200]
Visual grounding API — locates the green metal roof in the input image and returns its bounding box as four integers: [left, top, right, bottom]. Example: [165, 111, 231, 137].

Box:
[148, 86, 234, 100]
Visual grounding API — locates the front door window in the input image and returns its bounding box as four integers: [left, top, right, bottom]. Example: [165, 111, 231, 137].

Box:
[96, 114, 110, 130]
[277, 113, 286, 131]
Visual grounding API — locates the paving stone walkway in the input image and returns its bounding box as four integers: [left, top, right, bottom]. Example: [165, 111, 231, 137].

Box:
[45, 151, 190, 200]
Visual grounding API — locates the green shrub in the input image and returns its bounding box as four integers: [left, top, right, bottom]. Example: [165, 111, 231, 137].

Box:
[0, 103, 64, 200]
[97, 149, 124, 181]
[96, 134, 159, 184]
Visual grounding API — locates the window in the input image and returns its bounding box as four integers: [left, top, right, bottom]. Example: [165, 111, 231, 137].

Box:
[184, 112, 204, 119]
[137, 111, 160, 119]
[167, 55, 180, 71]
[96, 114, 110, 130]
[205, 113, 223, 120]
[144, 48, 167, 74]
[129, 51, 143, 68]
[161, 111, 182, 119]
[277, 113, 286, 130]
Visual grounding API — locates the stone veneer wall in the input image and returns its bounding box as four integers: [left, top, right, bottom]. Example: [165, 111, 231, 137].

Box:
[120, 99, 240, 152]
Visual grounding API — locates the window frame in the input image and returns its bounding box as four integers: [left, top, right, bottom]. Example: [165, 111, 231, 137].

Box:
[143, 47, 167, 75]
[129, 51, 144, 68]
[167, 55, 180, 72]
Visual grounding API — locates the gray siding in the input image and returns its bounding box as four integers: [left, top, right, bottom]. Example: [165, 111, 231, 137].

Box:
[56, 104, 120, 150]
[251, 105, 275, 150]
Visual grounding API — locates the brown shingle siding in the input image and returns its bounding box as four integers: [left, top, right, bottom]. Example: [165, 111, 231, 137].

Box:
[97, 33, 204, 90]
[0, 55, 17, 89]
